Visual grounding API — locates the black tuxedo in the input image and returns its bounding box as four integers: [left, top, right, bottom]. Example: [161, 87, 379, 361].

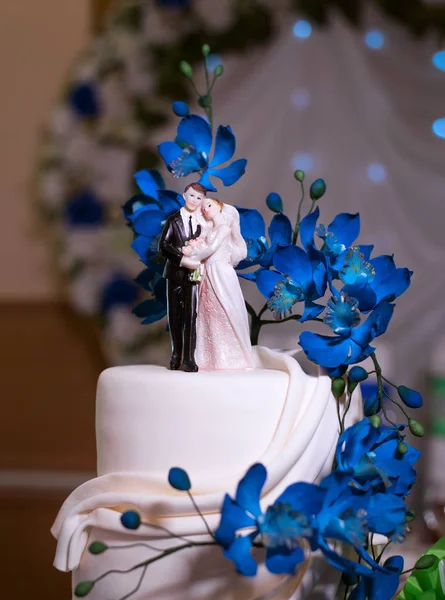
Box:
[158, 210, 202, 367]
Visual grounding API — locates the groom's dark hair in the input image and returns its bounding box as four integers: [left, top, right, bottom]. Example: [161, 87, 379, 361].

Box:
[184, 182, 207, 195]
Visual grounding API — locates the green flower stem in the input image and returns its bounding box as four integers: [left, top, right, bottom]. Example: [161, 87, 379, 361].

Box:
[94, 541, 217, 586]
[370, 353, 399, 432]
[383, 389, 410, 421]
[376, 540, 392, 564]
[381, 374, 398, 389]
[340, 391, 352, 434]
[186, 490, 214, 539]
[308, 199, 316, 215]
[120, 563, 148, 600]
[203, 56, 213, 133]
[292, 181, 305, 245]
[106, 541, 164, 552]
[140, 520, 196, 544]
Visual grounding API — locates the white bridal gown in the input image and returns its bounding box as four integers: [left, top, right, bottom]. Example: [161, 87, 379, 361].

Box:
[195, 220, 255, 370]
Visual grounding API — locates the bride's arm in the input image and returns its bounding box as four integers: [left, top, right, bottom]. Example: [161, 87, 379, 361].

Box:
[192, 225, 230, 261]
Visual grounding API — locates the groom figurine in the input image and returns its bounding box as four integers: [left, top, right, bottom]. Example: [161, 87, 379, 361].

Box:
[158, 182, 207, 372]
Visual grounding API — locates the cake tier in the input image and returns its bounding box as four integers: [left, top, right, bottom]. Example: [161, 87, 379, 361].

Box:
[96, 365, 289, 485]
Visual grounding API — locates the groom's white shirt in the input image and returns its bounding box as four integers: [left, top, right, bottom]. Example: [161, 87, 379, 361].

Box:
[180, 206, 200, 237]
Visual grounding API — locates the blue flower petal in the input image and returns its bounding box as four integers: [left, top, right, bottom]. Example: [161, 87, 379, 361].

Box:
[235, 463, 267, 518]
[268, 214, 292, 246]
[300, 300, 325, 323]
[209, 158, 247, 187]
[177, 114, 212, 157]
[196, 170, 217, 192]
[273, 246, 312, 290]
[223, 534, 258, 577]
[237, 267, 264, 282]
[255, 270, 283, 299]
[299, 330, 364, 368]
[123, 194, 160, 221]
[209, 125, 236, 168]
[134, 169, 165, 197]
[238, 207, 266, 240]
[132, 299, 167, 324]
[358, 245, 374, 261]
[367, 494, 407, 539]
[157, 190, 184, 216]
[397, 385, 423, 408]
[259, 244, 277, 268]
[215, 495, 256, 547]
[131, 236, 156, 264]
[299, 207, 320, 251]
[158, 141, 183, 166]
[132, 210, 165, 238]
[368, 556, 404, 600]
[315, 535, 376, 577]
[265, 544, 304, 575]
[276, 482, 325, 515]
[328, 213, 360, 247]
[351, 302, 394, 348]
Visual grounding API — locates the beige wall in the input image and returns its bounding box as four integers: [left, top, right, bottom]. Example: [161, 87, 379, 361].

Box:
[0, 1, 89, 299]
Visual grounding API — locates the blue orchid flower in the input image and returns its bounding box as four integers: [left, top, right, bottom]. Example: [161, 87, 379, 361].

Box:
[334, 419, 420, 499]
[157, 114, 247, 192]
[315, 212, 360, 267]
[299, 299, 394, 373]
[214, 463, 323, 577]
[350, 555, 404, 600]
[236, 207, 293, 271]
[313, 481, 381, 577]
[253, 244, 327, 322]
[124, 169, 183, 325]
[342, 254, 413, 313]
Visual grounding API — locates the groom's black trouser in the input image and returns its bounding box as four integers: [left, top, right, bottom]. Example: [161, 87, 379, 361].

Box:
[166, 279, 198, 364]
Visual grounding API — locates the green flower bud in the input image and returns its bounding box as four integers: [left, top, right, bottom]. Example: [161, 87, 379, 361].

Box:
[74, 581, 95, 597]
[294, 169, 305, 182]
[202, 44, 211, 57]
[309, 178, 327, 201]
[332, 377, 345, 399]
[397, 441, 408, 455]
[88, 541, 107, 555]
[408, 418, 424, 437]
[415, 554, 438, 570]
[369, 415, 381, 428]
[198, 94, 211, 108]
[347, 381, 358, 395]
[179, 60, 193, 79]
[214, 64, 224, 78]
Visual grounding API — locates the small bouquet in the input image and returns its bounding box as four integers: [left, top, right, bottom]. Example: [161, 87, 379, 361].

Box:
[182, 237, 207, 282]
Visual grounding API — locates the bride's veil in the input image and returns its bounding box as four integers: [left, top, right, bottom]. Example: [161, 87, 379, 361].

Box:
[222, 204, 247, 267]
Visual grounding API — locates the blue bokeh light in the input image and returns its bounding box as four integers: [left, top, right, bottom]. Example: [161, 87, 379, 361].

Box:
[293, 20, 312, 39]
[432, 118, 445, 139]
[367, 163, 387, 183]
[291, 153, 314, 172]
[364, 30, 384, 50]
[433, 50, 445, 72]
[291, 88, 311, 110]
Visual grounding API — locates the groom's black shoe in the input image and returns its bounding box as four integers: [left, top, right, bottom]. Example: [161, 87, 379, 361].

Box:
[169, 355, 181, 370]
[182, 361, 199, 373]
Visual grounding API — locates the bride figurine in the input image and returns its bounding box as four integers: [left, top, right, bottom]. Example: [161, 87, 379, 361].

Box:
[187, 198, 254, 371]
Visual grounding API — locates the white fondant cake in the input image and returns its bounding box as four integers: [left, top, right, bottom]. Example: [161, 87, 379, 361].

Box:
[52, 347, 362, 599]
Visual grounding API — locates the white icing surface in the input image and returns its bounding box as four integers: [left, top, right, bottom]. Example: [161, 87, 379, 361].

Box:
[52, 347, 362, 599]
[97, 366, 289, 483]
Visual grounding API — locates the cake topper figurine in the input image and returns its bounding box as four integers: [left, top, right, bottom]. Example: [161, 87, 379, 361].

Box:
[158, 182, 206, 372]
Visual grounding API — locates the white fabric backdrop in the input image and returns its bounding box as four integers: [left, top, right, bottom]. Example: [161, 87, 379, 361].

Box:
[145, 5, 445, 386]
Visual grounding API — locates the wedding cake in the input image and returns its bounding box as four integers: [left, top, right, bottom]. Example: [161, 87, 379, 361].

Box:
[52, 346, 362, 599]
